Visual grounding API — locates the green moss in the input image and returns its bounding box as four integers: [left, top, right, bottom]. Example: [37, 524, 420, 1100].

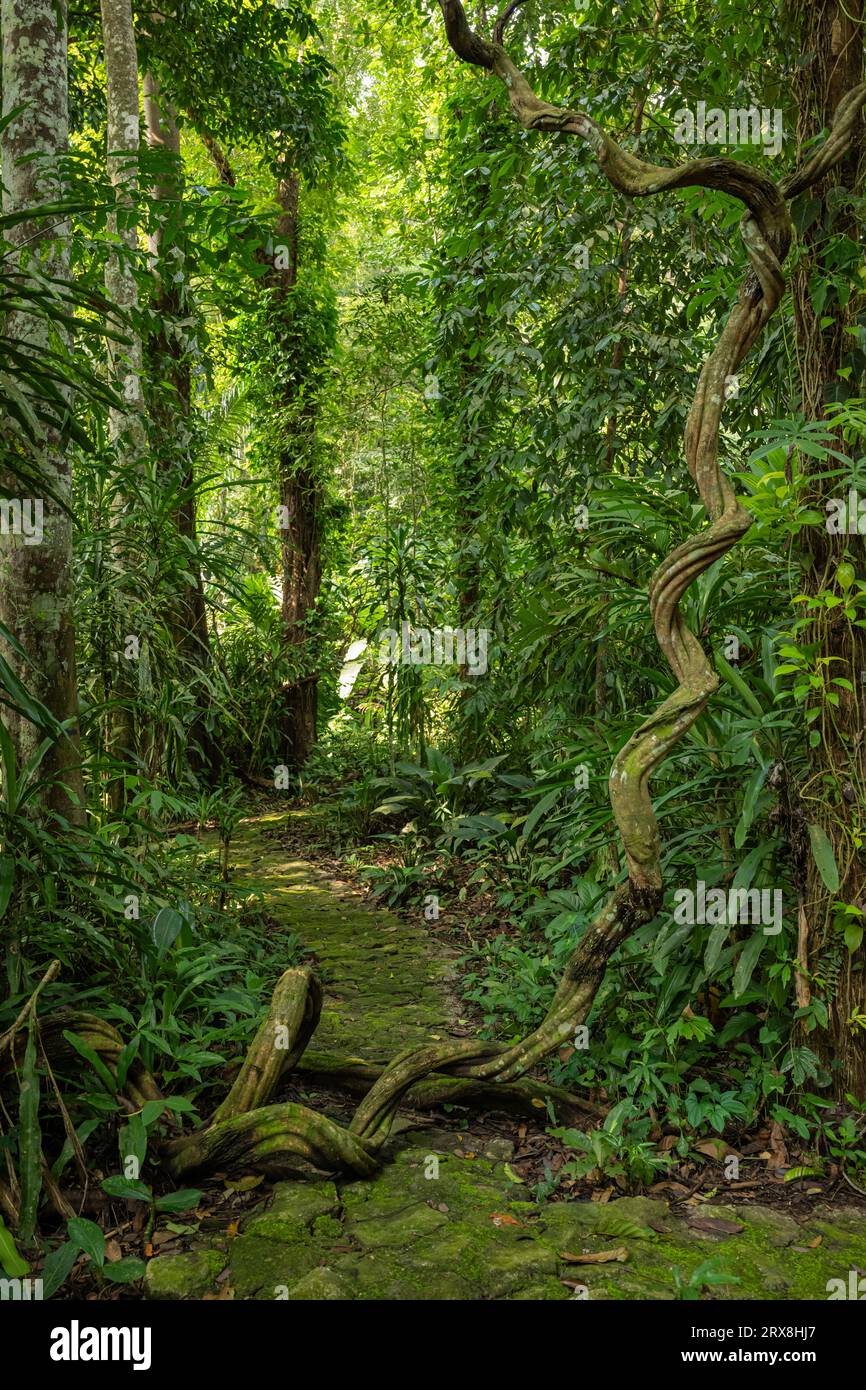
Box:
[282, 1267, 356, 1300]
[229, 1234, 321, 1299]
[144, 1249, 225, 1300]
[346, 1199, 450, 1249]
[190, 815, 865, 1303]
[244, 1179, 339, 1241]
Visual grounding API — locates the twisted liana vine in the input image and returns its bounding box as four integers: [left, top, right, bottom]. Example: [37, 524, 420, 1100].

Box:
[10, 4, 866, 1187]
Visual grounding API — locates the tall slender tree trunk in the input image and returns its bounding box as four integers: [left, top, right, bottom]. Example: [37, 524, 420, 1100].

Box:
[272, 173, 321, 768]
[789, 0, 866, 1097]
[100, 0, 145, 810]
[0, 0, 86, 825]
[279, 444, 321, 765]
[197, 144, 323, 769]
[142, 71, 216, 776]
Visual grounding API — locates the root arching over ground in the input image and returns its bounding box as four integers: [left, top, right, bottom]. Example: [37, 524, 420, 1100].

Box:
[26, 3, 866, 1185]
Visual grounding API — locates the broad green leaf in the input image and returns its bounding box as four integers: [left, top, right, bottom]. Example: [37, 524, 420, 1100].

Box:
[67, 1216, 105, 1268]
[733, 933, 765, 999]
[62, 1029, 117, 1094]
[807, 823, 840, 892]
[104, 1256, 146, 1284]
[0, 1215, 28, 1278]
[151, 907, 185, 958]
[153, 1188, 202, 1214]
[41, 1240, 81, 1299]
[101, 1175, 152, 1203]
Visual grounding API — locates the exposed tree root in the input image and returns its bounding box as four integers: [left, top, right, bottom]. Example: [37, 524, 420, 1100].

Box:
[164, 1102, 380, 1180]
[213, 967, 322, 1123]
[294, 1051, 602, 1118]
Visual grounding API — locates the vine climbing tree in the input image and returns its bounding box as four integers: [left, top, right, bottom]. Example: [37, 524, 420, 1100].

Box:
[14, 1, 866, 1181]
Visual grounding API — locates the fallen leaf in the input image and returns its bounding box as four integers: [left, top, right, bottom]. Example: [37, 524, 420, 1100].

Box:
[202, 1285, 234, 1300]
[808, 1235, 823, 1248]
[503, 1164, 524, 1185]
[696, 1138, 739, 1160]
[559, 1247, 628, 1265]
[591, 1187, 614, 1204]
[767, 1120, 788, 1169]
[650, 1181, 690, 1197]
[226, 1220, 240, 1238]
[490, 1212, 523, 1228]
[104, 1239, 123, 1262]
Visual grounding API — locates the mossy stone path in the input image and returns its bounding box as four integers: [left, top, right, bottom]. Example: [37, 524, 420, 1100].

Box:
[145, 814, 865, 1301]
[223, 811, 463, 1058]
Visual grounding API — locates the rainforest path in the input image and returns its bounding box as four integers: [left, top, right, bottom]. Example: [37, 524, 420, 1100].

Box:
[143, 812, 865, 1302]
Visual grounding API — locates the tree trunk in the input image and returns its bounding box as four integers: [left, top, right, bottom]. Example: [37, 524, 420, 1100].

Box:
[100, 0, 145, 811]
[789, 0, 866, 1098]
[0, 0, 86, 825]
[271, 173, 321, 768]
[142, 70, 217, 777]
[279, 453, 321, 767]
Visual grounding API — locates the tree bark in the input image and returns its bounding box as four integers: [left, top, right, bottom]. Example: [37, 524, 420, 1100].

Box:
[271, 173, 321, 769]
[789, 0, 866, 1098]
[142, 70, 217, 777]
[0, 0, 86, 825]
[100, 0, 145, 811]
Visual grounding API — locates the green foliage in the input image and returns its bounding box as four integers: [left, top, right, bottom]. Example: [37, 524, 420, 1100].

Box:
[672, 1259, 741, 1300]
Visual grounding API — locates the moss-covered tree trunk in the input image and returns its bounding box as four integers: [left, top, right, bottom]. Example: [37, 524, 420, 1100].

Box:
[271, 173, 322, 770]
[789, 0, 866, 1098]
[0, 0, 86, 825]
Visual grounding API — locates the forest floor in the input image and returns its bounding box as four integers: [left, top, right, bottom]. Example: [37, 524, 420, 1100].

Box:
[142, 810, 866, 1301]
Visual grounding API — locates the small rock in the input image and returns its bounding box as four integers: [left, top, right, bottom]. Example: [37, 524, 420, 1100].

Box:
[282, 1267, 356, 1300]
[144, 1250, 225, 1301]
[484, 1138, 515, 1162]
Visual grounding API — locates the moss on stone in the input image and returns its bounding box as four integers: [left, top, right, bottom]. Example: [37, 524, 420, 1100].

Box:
[282, 1267, 356, 1300]
[144, 1249, 226, 1300]
[189, 816, 866, 1303]
[229, 1234, 321, 1299]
